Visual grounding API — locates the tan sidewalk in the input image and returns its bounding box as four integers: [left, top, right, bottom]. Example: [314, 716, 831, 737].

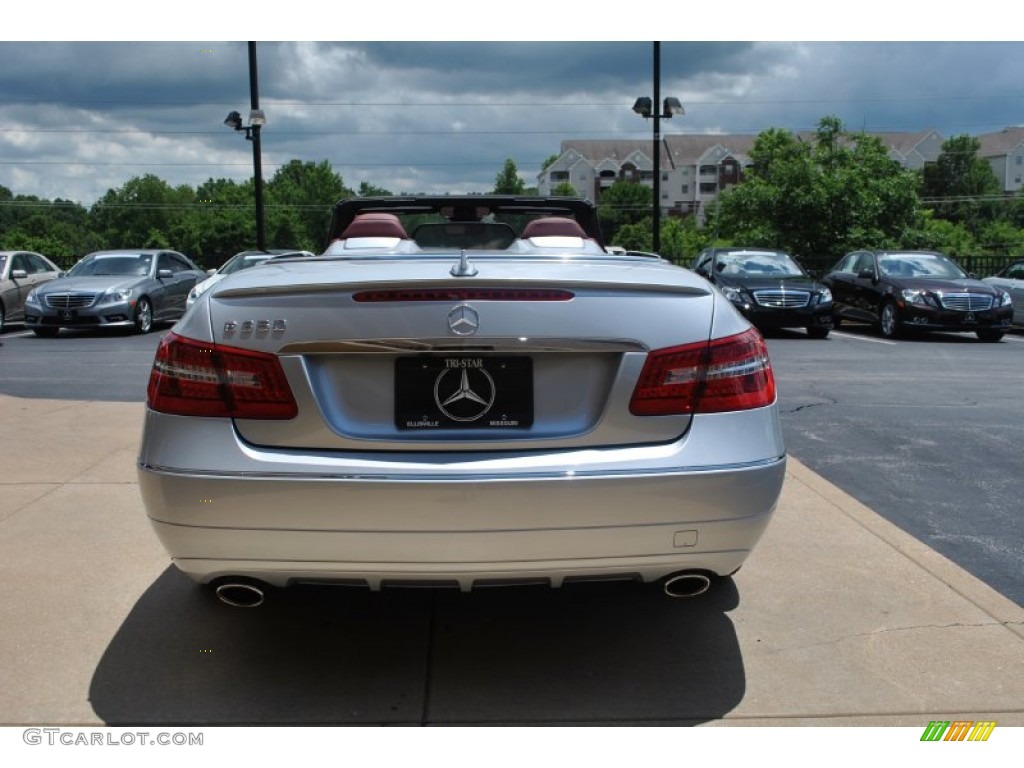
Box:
[0, 393, 1021, 725]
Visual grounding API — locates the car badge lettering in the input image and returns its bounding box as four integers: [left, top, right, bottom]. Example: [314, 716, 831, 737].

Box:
[448, 303, 479, 336]
[433, 361, 495, 422]
[223, 319, 286, 338]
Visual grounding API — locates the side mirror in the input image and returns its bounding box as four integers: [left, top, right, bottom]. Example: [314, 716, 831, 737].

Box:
[857, 268, 875, 280]
[11, 269, 27, 280]
[157, 269, 174, 279]
[694, 267, 708, 277]
[206, 268, 217, 276]
[806, 269, 819, 279]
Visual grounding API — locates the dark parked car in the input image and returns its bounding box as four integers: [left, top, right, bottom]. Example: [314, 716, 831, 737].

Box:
[693, 247, 833, 338]
[981, 259, 1024, 326]
[0, 251, 62, 333]
[25, 249, 205, 337]
[823, 250, 1014, 341]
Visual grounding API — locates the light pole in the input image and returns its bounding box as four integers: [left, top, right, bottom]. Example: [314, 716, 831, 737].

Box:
[633, 41, 683, 255]
[224, 42, 266, 251]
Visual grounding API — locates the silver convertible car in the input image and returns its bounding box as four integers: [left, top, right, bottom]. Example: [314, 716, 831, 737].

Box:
[138, 197, 786, 607]
[25, 249, 205, 337]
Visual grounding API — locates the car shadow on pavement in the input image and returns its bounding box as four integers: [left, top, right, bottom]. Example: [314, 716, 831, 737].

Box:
[89, 567, 745, 726]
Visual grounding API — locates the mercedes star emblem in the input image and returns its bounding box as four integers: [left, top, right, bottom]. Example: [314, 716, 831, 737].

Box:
[433, 367, 495, 422]
[447, 303, 479, 336]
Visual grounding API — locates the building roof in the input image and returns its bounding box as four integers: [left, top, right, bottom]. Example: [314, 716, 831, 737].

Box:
[976, 127, 1024, 156]
[665, 134, 757, 164]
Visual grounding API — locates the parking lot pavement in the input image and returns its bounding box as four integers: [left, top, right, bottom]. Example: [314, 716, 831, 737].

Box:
[1, 392, 1022, 726]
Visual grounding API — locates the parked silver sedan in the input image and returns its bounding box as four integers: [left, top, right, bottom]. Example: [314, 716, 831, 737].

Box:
[138, 197, 786, 607]
[0, 250, 62, 333]
[187, 249, 315, 309]
[25, 249, 205, 337]
[982, 259, 1024, 325]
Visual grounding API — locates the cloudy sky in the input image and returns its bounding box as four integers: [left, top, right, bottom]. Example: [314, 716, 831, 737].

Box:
[3, 10, 1021, 205]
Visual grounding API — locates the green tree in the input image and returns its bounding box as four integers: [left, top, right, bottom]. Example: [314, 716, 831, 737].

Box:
[540, 154, 559, 172]
[492, 159, 525, 195]
[551, 181, 578, 197]
[713, 117, 921, 263]
[357, 181, 393, 197]
[175, 177, 257, 267]
[597, 180, 652, 244]
[89, 174, 194, 249]
[920, 134, 1002, 229]
[265, 159, 352, 251]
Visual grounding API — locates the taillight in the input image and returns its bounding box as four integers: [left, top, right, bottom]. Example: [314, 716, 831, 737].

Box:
[629, 327, 776, 416]
[147, 332, 298, 419]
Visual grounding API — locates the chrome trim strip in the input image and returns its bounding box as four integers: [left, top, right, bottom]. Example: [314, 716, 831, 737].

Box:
[276, 337, 650, 354]
[138, 455, 785, 482]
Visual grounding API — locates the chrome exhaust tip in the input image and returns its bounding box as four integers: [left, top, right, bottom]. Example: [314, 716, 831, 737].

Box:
[662, 572, 712, 599]
[214, 581, 266, 608]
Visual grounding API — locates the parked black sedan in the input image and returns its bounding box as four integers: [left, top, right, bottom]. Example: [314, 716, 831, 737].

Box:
[693, 247, 834, 338]
[822, 250, 1014, 341]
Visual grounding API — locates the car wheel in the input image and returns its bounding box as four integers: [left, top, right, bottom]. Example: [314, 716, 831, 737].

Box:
[32, 327, 59, 338]
[133, 297, 153, 334]
[0, 301, 5, 334]
[807, 326, 830, 339]
[832, 314, 842, 329]
[879, 300, 901, 339]
[976, 329, 1004, 342]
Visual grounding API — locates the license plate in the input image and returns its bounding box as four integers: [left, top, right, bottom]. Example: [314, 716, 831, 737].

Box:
[395, 356, 533, 430]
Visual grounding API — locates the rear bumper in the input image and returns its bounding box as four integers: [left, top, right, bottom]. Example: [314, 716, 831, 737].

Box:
[137, 406, 786, 589]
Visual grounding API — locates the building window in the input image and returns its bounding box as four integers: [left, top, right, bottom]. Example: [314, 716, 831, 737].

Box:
[699, 183, 717, 194]
[1017, 155, 1023, 165]
[551, 171, 569, 182]
[681, 185, 689, 194]
[662, 172, 669, 182]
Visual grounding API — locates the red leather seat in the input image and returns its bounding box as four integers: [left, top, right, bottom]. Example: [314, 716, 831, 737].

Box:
[340, 213, 409, 239]
[520, 217, 588, 239]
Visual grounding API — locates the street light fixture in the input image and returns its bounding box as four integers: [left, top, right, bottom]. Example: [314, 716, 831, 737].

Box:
[633, 42, 683, 255]
[224, 42, 267, 251]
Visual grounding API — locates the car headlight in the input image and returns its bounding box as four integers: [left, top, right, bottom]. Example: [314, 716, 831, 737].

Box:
[817, 287, 832, 304]
[105, 288, 133, 302]
[901, 288, 937, 307]
[26, 288, 38, 303]
[187, 285, 202, 302]
[995, 290, 1012, 307]
[721, 286, 745, 303]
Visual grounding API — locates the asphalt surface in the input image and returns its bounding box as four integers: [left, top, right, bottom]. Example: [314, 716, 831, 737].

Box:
[767, 324, 1024, 607]
[0, 321, 1022, 727]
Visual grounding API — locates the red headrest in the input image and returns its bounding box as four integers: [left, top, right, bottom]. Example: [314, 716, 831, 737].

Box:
[340, 213, 409, 240]
[520, 217, 588, 239]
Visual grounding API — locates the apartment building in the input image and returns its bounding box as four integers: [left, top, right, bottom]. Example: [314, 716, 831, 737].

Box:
[976, 127, 1024, 194]
[537, 130, 948, 221]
